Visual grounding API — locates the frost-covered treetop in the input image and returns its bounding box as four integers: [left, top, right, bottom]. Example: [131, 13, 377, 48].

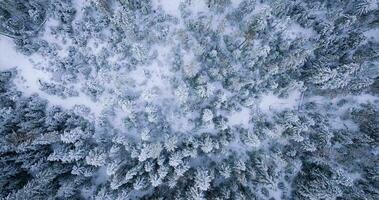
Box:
[0, 0, 378, 199]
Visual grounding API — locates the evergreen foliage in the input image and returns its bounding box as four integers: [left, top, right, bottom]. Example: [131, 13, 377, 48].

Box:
[0, 0, 378, 199]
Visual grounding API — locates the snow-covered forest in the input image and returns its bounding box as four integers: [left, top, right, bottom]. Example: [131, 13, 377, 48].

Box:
[0, 0, 378, 199]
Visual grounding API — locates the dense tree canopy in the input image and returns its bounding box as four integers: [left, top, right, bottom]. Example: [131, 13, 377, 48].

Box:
[0, 0, 378, 199]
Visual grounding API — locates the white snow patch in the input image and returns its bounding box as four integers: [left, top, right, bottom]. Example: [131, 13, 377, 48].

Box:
[252, 2, 270, 15]
[94, 166, 109, 185]
[152, 0, 209, 16]
[0, 36, 103, 116]
[329, 118, 358, 131]
[42, 19, 73, 57]
[364, 28, 379, 42]
[72, 0, 89, 22]
[269, 188, 283, 200]
[152, 0, 182, 17]
[228, 107, 250, 127]
[231, 0, 243, 8]
[166, 110, 195, 132]
[305, 94, 379, 131]
[259, 89, 302, 113]
[127, 44, 174, 101]
[0, 36, 48, 93]
[308, 94, 379, 106]
[283, 23, 316, 40]
[187, 0, 208, 14]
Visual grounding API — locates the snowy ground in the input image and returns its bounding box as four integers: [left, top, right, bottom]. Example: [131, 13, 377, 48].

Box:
[0, 1, 247, 130]
[1, 0, 377, 132]
[0, 36, 103, 117]
[1, 1, 376, 135]
[1, 1, 378, 199]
